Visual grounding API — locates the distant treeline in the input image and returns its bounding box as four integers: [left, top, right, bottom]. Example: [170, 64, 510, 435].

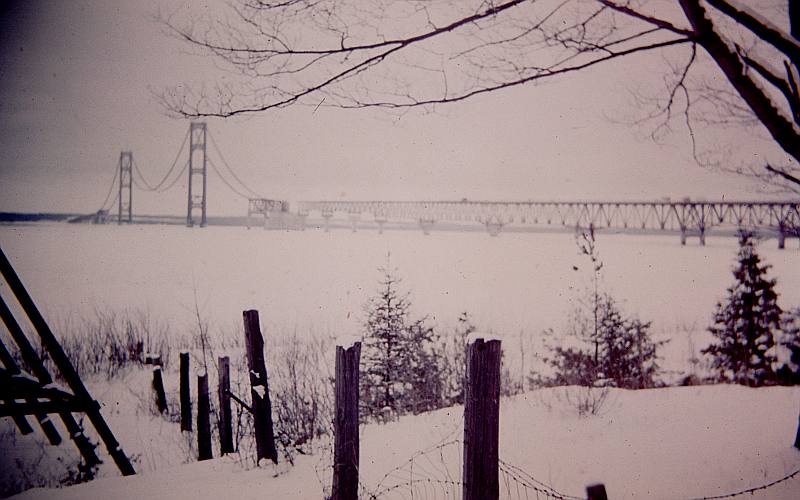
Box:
[0, 212, 79, 223]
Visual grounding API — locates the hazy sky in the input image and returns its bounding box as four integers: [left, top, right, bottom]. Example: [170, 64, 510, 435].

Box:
[0, 0, 791, 216]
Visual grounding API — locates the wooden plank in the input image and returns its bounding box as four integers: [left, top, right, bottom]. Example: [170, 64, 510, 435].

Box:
[0, 248, 133, 475]
[0, 299, 103, 453]
[0, 399, 88, 416]
[332, 342, 361, 500]
[243, 310, 277, 464]
[0, 339, 35, 435]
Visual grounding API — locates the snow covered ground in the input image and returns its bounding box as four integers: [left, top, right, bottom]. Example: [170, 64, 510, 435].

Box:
[8, 378, 800, 500]
[1, 222, 800, 498]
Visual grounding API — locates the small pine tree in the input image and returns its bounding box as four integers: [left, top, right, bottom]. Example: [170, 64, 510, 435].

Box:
[542, 293, 663, 389]
[534, 229, 664, 390]
[702, 231, 783, 386]
[361, 262, 438, 418]
[773, 308, 800, 385]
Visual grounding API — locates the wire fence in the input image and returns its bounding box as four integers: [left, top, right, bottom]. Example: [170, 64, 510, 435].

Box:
[312, 433, 583, 500]
[323, 435, 800, 500]
[686, 468, 800, 500]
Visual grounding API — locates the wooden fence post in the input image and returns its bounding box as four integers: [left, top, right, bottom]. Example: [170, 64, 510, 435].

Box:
[587, 483, 609, 500]
[332, 343, 361, 500]
[180, 352, 191, 432]
[243, 310, 278, 464]
[218, 356, 233, 455]
[197, 374, 213, 461]
[462, 338, 501, 500]
[152, 367, 167, 414]
[794, 401, 800, 449]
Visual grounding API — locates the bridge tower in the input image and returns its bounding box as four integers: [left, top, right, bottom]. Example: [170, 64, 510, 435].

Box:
[117, 151, 133, 224]
[187, 122, 208, 227]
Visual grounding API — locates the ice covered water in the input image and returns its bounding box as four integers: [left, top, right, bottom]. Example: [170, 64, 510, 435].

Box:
[1, 223, 798, 355]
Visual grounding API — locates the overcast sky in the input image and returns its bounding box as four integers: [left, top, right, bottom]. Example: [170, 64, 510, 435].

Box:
[0, 0, 791, 216]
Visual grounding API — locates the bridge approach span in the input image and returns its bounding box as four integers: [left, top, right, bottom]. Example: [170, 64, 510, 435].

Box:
[295, 200, 799, 247]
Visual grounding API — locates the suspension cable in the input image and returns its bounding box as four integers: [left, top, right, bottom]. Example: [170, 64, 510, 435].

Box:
[98, 165, 119, 212]
[157, 160, 190, 193]
[133, 128, 191, 192]
[208, 130, 263, 198]
[207, 157, 252, 200]
[132, 157, 156, 191]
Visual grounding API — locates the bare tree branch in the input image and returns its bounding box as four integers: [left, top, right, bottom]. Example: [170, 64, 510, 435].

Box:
[766, 164, 800, 187]
[705, 0, 800, 66]
[159, 0, 800, 191]
[679, 0, 800, 165]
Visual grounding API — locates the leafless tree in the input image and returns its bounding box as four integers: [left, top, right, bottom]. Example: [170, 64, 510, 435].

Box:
[158, 1, 800, 191]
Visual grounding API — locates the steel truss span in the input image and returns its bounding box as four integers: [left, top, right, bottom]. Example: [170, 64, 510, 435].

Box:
[296, 200, 800, 246]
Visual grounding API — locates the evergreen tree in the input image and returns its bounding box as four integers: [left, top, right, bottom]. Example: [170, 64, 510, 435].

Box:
[773, 308, 800, 385]
[535, 230, 664, 390]
[542, 293, 663, 389]
[703, 231, 783, 386]
[361, 263, 438, 418]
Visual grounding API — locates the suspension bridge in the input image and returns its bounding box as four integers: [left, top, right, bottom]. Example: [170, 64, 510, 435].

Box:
[90, 122, 799, 248]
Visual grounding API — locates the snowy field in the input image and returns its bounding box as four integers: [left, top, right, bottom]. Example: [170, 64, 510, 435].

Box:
[2, 222, 800, 499]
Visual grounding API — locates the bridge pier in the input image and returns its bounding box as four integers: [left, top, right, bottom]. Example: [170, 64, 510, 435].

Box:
[348, 211, 360, 232]
[375, 215, 388, 234]
[419, 217, 435, 235]
[322, 210, 333, 232]
[486, 222, 503, 236]
[699, 224, 706, 246]
[483, 215, 503, 236]
[680, 226, 687, 246]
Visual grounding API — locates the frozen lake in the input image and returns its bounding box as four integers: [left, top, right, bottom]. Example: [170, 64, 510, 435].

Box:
[1, 223, 798, 369]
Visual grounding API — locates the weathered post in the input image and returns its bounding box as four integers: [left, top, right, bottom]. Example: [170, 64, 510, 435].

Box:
[197, 374, 213, 461]
[462, 338, 501, 500]
[152, 367, 168, 414]
[794, 401, 800, 449]
[243, 310, 278, 464]
[332, 342, 361, 500]
[180, 352, 192, 432]
[587, 483, 609, 500]
[218, 356, 234, 455]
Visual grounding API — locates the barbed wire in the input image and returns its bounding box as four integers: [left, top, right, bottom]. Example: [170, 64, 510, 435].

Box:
[498, 460, 583, 500]
[368, 438, 463, 500]
[316, 433, 798, 500]
[687, 468, 800, 500]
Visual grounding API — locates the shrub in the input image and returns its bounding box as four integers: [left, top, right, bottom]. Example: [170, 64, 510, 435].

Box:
[531, 229, 664, 392]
